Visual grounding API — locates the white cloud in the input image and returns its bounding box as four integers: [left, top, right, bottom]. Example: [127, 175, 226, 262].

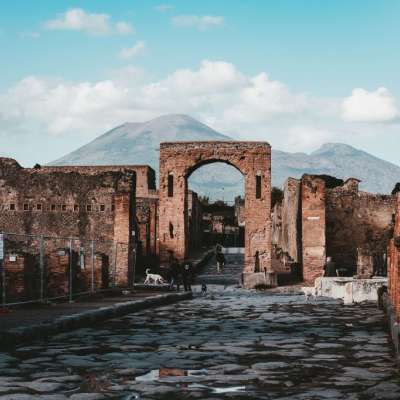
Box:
[341, 87, 399, 123]
[155, 4, 173, 12]
[0, 60, 399, 159]
[44, 8, 134, 36]
[119, 41, 145, 59]
[171, 15, 224, 30]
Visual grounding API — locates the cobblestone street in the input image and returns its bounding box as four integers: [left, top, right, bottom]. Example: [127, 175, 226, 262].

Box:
[1, 289, 399, 399]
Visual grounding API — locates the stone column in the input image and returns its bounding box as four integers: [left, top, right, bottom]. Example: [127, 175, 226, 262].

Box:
[301, 175, 326, 285]
[159, 167, 188, 263]
[242, 149, 273, 288]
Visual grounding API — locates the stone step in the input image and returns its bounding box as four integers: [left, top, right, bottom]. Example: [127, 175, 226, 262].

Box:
[193, 275, 241, 285]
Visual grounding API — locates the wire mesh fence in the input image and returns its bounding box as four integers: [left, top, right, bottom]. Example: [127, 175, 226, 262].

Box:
[0, 232, 136, 307]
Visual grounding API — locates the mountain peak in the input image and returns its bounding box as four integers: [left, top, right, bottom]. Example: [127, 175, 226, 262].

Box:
[50, 114, 400, 195]
[311, 142, 359, 156]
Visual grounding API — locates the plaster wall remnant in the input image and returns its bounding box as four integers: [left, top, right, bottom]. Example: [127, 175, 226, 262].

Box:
[159, 141, 272, 288]
[272, 178, 301, 264]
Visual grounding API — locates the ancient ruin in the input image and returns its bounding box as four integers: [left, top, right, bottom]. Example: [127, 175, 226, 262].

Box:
[272, 174, 396, 283]
[1, 140, 400, 296]
[158, 141, 272, 288]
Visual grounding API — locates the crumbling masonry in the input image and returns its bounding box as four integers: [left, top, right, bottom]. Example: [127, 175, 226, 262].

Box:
[159, 141, 272, 288]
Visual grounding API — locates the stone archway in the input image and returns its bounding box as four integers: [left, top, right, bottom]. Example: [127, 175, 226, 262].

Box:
[158, 141, 273, 288]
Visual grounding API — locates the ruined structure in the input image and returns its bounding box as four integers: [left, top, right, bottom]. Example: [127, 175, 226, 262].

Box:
[0, 157, 206, 300]
[159, 141, 272, 288]
[0, 159, 137, 293]
[273, 174, 396, 284]
[326, 178, 394, 277]
[388, 193, 400, 320]
[2, 139, 398, 297]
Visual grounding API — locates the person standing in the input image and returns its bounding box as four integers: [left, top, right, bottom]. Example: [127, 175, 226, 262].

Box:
[170, 257, 180, 291]
[216, 247, 225, 274]
[182, 260, 193, 292]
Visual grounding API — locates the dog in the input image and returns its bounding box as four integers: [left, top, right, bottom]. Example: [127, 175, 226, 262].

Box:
[144, 268, 166, 285]
[302, 277, 323, 301]
[302, 286, 317, 301]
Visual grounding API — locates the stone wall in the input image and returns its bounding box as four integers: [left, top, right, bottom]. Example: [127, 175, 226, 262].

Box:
[0, 158, 137, 290]
[271, 174, 396, 286]
[159, 141, 272, 288]
[388, 193, 400, 320]
[326, 179, 395, 275]
[272, 178, 301, 264]
[301, 175, 326, 284]
[187, 191, 203, 252]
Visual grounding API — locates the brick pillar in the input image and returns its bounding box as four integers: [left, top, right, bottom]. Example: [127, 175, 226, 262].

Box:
[391, 193, 400, 319]
[301, 175, 326, 285]
[113, 192, 134, 286]
[242, 150, 273, 288]
[159, 168, 187, 263]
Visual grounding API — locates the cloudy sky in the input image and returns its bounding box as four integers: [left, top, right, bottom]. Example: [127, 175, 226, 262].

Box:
[0, 0, 399, 166]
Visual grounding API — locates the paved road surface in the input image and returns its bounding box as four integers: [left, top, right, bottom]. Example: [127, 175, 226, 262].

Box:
[194, 250, 243, 285]
[0, 289, 399, 399]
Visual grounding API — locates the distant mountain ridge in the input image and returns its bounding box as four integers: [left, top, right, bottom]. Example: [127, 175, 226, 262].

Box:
[51, 114, 400, 200]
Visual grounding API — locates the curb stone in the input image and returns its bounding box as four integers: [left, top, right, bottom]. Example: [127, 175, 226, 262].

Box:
[0, 292, 192, 347]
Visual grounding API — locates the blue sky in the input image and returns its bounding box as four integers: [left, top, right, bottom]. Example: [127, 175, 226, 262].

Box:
[0, 0, 399, 166]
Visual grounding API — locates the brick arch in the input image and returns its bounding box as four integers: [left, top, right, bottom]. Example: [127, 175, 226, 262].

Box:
[159, 141, 273, 288]
[186, 158, 244, 178]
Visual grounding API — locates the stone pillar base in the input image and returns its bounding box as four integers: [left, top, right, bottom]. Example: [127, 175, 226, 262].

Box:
[242, 272, 278, 289]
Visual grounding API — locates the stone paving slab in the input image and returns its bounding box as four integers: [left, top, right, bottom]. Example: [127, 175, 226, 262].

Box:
[0, 291, 192, 347]
[0, 289, 397, 399]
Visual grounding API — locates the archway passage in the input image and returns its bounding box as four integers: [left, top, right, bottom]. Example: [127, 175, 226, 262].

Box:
[159, 141, 273, 288]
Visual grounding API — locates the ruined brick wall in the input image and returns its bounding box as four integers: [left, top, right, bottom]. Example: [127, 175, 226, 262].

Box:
[159, 141, 271, 284]
[388, 194, 400, 320]
[43, 165, 153, 197]
[234, 196, 245, 226]
[0, 158, 137, 288]
[301, 175, 326, 284]
[136, 195, 159, 257]
[326, 179, 395, 274]
[272, 178, 301, 265]
[187, 191, 202, 251]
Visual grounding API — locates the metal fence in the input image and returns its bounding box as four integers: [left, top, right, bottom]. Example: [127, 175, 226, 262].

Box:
[0, 232, 136, 307]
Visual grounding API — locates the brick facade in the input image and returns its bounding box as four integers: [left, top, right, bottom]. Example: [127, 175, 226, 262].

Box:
[326, 179, 395, 275]
[388, 194, 400, 320]
[0, 158, 137, 293]
[159, 141, 272, 287]
[301, 175, 327, 284]
[272, 174, 397, 285]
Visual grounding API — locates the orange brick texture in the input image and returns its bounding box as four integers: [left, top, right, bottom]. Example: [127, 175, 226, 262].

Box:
[158, 141, 272, 277]
[301, 175, 326, 285]
[388, 194, 400, 320]
[0, 158, 137, 293]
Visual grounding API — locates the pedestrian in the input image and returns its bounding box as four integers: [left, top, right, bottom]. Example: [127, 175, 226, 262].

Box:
[254, 251, 260, 273]
[216, 250, 225, 274]
[324, 257, 336, 277]
[201, 283, 207, 295]
[170, 257, 180, 291]
[182, 260, 193, 292]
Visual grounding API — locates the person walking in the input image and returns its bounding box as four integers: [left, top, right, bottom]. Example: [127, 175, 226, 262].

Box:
[182, 260, 193, 292]
[170, 257, 180, 291]
[216, 247, 226, 274]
